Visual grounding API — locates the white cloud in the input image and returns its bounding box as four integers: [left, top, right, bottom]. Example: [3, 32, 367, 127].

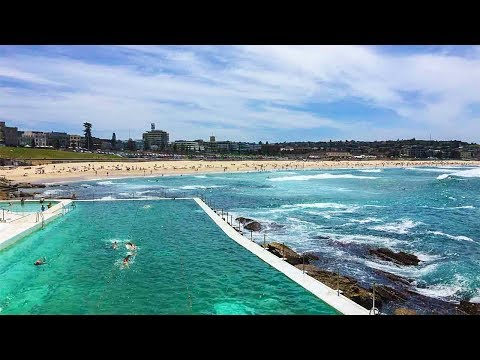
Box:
[0, 45, 480, 142]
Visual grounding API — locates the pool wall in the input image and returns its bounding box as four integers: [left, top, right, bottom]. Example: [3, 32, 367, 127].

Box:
[0, 200, 73, 251]
[194, 197, 370, 315]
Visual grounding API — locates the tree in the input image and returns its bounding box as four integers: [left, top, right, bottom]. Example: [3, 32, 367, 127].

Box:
[31, 138, 35, 148]
[83, 122, 93, 150]
[54, 138, 60, 150]
[111, 133, 117, 150]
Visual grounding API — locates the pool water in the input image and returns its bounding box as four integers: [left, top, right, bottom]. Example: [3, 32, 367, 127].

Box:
[0, 201, 59, 214]
[0, 200, 338, 315]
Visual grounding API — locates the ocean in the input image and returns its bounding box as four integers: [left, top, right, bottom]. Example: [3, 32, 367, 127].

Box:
[43, 165, 480, 313]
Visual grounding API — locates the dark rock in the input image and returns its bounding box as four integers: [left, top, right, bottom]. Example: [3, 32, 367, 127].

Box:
[369, 248, 420, 266]
[394, 308, 417, 315]
[374, 285, 408, 303]
[266, 242, 304, 265]
[236, 217, 255, 224]
[314, 235, 330, 240]
[294, 263, 373, 310]
[244, 221, 262, 231]
[303, 252, 320, 261]
[457, 300, 480, 315]
[374, 269, 414, 286]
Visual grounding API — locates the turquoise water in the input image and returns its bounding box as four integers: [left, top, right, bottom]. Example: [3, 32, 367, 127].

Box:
[0, 200, 338, 315]
[0, 201, 59, 214]
[57, 165, 480, 312]
[0, 201, 58, 215]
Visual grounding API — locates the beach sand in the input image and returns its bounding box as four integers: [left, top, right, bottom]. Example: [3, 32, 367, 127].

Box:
[1, 159, 479, 185]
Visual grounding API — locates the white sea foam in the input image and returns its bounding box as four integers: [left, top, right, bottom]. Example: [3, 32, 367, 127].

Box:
[414, 252, 444, 262]
[268, 173, 378, 182]
[80, 184, 92, 188]
[97, 181, 128, 186]
[406, 167, 458, 173]
[177, 185, 224, 190]
[194, 175, 207, 178]
[428, 231, 475, 243]
[369, 219, 422, 234]
[349, 217, 382, 224]
[99, 195, 114, 200]
[437, 167, 480, 180]
[363, 204, 388, 208]
[358, 169, 382, 173]
[414, 283, 463, 299]
[326, 232, 402, 247]
[429, 205, 475, 210]
[281, 202, 355, 210]
[365, 259, 438, 278]
[43, 189, 68, 196]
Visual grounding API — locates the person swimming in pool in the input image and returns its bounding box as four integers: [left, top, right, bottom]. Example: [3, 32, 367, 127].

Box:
[112, 241, 118, 250]
[126, 241, 137, 251]
[123, 254, 132, 267]
[47, 202, 52, 209]
[34, 257, 46, 266]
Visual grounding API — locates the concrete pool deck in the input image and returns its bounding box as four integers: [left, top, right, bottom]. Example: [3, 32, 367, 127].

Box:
[0, 199, 73, 251]
[193, 197, 371, 315]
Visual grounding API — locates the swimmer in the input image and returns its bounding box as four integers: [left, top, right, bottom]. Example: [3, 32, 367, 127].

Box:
[126, 241, 137, 251]
[123, 254, 132, 267]
[34, 257, 46, 266]
[41, 205, 45, 212]
[112, 241, 118, 250]
[47, 202, 52, 209]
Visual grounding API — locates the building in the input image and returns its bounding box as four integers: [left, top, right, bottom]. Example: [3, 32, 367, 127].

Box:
[142, 123, 169, 150]
[47, 132, 69, 149]
[325, 151, 352, 158]
[0, 121, 19, 146]
[135, 139, 145, 150]
[20, 131, 47, 147]
[69, 135, 82, 149]
[461, 150, 473, 159]
[174, 140, 203, 152]
[209, 135, 216, 143]
[406, 146, 426, 158]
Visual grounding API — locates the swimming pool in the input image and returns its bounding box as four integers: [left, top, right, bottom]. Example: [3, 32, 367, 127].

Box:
[0, 200, 339, 315]
[0, 200, 59, 214]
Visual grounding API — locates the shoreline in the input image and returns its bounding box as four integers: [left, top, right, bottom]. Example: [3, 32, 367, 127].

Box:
[1, 159, 478, 185]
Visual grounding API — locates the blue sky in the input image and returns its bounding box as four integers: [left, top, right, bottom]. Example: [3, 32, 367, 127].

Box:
[1, 45, 480, 143]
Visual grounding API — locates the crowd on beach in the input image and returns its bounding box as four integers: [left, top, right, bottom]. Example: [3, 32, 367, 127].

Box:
[1, 159, 478, 184]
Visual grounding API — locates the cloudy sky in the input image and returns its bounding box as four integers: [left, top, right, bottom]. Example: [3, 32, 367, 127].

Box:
[1, 45, 479, 143]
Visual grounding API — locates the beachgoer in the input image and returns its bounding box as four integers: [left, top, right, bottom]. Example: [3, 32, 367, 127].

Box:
[20, 198, 25, 205]
[47, 202, 52, 209]
[40, 198, 45, 204]
[126, 241, 137, 251]
[123, 254, 132, 267]
[41, 205, 45, 212]
[34, 257, 46, 266]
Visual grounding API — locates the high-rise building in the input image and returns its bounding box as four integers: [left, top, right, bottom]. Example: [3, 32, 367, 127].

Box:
[142, 123, 169, 150]
[210, 135, 216, 143]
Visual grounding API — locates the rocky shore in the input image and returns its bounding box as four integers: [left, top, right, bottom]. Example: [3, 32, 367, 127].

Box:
[237, 215, 479, 315]
[0, 177, 45, 200]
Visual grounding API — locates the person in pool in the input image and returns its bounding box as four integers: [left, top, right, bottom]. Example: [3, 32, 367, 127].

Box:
[20, 198, 25, 205]
[47, 202, 52, 209]
[112, 241, 118, 250]
[126, 241, 137, 251]
[123, 254, 132, 267]
[41, 205, 45, 212]
[34, 257, 46, 266]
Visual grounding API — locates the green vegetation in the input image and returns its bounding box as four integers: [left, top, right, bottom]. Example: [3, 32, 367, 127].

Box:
[0, 147, 120, 160]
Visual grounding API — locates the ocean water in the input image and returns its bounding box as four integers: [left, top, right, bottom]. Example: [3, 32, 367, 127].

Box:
[0, 200, 338, 315]
[50, 165, 480, 313]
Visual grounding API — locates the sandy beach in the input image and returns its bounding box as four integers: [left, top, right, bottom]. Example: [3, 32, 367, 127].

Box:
[1, 159, 479, 185]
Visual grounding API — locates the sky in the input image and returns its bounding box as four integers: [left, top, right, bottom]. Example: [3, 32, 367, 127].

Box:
[1, 45, 480, 143]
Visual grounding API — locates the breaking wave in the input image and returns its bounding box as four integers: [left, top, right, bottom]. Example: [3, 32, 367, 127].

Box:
[437, 167, 480, 180]
[358, 169, 382, 173]
[428, 231, 475, 243]
[268, 173, 378, 182]
[370, 219, 422, 234]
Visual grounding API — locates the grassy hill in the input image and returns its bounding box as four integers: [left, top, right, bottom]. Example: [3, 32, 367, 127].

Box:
[0, 147, 120, 160]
